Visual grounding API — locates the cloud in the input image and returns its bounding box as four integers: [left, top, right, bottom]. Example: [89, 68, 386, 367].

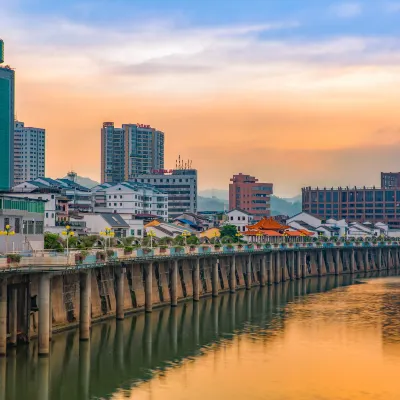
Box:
[330, 2, 362, 18]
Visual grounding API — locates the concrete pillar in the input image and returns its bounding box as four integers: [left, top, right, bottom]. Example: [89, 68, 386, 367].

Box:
[290, 251, 295, 280]
[378, 248, 382, 270]
[230, 256, 236, 293]
[38, 274, 51, 356]
[364, 249, 369, 271]
[335, 249, 340, 275]
[318, 250, 323, 277]
[212, 259, 219, 297]
[79, 271, 91, 340]
[302, 252, 307, 278]
[145, 262, 153, 312]
[268, 252, 273, 284]
[0, 279, 7, 356]
[350, 249, 355, 274]
[274, 252, 281, 283]
[9, 287, 17, 346]
[260, 256, 266, 286]
[246, 255, 252, 289]
[281, 253, 288, 281]
[115, 267, 125, 320]
[171, 260, 178, 306]
[193, 258, 200, 301]
[296, 251, 301, 279]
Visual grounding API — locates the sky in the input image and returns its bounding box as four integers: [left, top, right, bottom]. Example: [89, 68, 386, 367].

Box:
[2, 0, 400, 196]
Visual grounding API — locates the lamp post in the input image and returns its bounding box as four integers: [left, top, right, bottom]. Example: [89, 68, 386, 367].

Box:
[235, 232, 243, 243]
[100, 227, 114, 252]
[256, 231, 263, 244]
[61, 225, 75, 258]
[147, 230, 156, 248]
[0, 224, 15, 253]
[182, 230, 191, 246]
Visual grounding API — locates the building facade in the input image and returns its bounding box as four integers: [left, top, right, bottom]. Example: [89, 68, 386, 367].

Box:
[132, 169, 197, 219]
[226, 209, 254, 232]
[381, 172, 400, 189]
[0, 195, 45, 252]
[13, 121, 45, 185]
[92, 181, 168, 220]
[0, 43, 15, 190]
[101, 122, 164, 184]
[229, 173, 273, 221]
[302, 186, 400, 228]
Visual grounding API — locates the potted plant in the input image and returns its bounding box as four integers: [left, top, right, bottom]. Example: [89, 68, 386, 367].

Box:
[159, 245, 168, 254]
[273, 243, 279, 248]
[288, 242, 294, 247]
[7, 254, 21, 264]
[214, 244, 221, 251]
[96, 251, 106, 261]
[238, 243, 244, 249]
[189, 245, 196, 252]
[226, 244, 234, 250]
[106, 249, 115, 258]
[124, 245, 133, 255]
[256, 243, 262, 249]
[264, 243, 271, 249]
[142, 247, 152, 254]
[174, 245, 184, 253]
[247, 243, 254, 249]
[201, 245, 210, 251]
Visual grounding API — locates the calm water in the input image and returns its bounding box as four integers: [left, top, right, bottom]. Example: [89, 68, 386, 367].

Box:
[3, 273, 400, 400]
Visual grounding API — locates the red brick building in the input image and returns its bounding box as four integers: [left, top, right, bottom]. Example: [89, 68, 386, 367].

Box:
[229, 173, 273, 221]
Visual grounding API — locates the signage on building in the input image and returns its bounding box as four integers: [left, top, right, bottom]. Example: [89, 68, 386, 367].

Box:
[151, 169, 175, 174]
[137, 124, 151, 129]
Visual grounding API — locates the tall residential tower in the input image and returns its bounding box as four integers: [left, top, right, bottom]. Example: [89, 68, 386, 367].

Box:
[0, 39, 15, 189]
[101, 122, 164, 184]
[13, 121, 46, 185]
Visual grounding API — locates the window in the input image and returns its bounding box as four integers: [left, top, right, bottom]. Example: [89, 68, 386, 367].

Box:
[238, 216, 240, 221]
[46, 212, 48, 218]
[14, 218, 20, 234]
[35, 221, 44, 234]
[385, 191, 395, 201]
[242, 216, 245, 221]
[376, 191, 383, 201]
[137, 229, 142, 236]
[230, 216, 233, 221]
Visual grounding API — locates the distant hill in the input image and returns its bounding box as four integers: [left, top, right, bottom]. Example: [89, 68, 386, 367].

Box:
[198, 189, 229, 201]
[62, 175, 99, 189]
[270, 195, 301, 216]
[198, 196, 228, 211]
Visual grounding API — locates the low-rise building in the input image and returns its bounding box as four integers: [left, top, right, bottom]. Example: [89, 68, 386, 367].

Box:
[81, 213, 130, 238]
[92, 181, 168, 220]
[226, 209, 254, 232]
[0, 195, 45, 252]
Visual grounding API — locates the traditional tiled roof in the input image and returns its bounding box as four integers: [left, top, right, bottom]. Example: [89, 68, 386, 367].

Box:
[247, 217, 289, 231]
[145, 220, 161, 228]
[243, 229, 283, 237]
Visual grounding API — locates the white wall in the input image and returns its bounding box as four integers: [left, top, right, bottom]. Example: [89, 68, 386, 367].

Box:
[120, 215, 144, 237]
[287, 212, 321, 228]
[226, 210, 253, 232]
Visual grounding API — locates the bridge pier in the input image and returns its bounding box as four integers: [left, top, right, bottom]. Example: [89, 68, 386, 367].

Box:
[267, 253, 273, 284]
[302, 252, 307, 278]
[364, 249, 369, 271]
[246, 255, 252, 289]
[212, 259, 219, 297]
[290, 251, 295, 280]
[38, 273, 51, 356]
[350, 249, 355, 274]
[260, 255, 266, 286]
[171, 260, 178, 306]
[274, 252, 281, 283]
[318, 250, 323, 277]
[335, 249, 340, 275]
[79, 271, 91, 341]
[193, 258, 200, 301]
[296, 251, 301, 279]
[145, 262, 153, 312]
[9, 287, 18, 346]
[230, 256, 236, 293]
[115, 267, 125, 320]
[378, 248, 382, 270]
[0, 279, 7, 356]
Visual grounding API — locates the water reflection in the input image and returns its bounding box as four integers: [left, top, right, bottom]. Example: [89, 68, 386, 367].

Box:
[6, 271, 400, 399]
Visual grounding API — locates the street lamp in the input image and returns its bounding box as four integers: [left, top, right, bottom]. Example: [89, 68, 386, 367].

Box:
[100, 227, 114, 251]
[182, 230, 191, 246]
[61, 225, 75, 257]
[0, 224, 15, 253]
[235, 232, 243, 243]
[147, 230, 156, 248]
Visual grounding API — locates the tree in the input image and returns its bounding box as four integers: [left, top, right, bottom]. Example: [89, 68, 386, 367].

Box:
[220, 225, 238, 239]
[44, 233, 64, 252]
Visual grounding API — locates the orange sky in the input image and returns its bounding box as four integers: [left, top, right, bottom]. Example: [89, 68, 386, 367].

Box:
[5, 7, 400, 196]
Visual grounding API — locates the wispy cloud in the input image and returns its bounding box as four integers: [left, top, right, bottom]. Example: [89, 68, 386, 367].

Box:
[330, 2, 362, 18]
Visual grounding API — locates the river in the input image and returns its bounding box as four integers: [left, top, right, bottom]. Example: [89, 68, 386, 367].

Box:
[2, 272, 400, 400]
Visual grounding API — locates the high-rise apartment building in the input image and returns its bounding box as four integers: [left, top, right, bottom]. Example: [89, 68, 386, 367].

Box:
[229, 173, 273, 221]
[381, 172, 400, 189]
[101, 122, 164, 184]
[0, 39, 15, 190]
[13, 121, 45, 185]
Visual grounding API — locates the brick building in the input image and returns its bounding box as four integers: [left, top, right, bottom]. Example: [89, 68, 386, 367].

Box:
[229, 173, 273, 221]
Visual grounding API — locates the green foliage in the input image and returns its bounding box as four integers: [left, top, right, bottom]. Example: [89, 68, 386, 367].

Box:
[44, 233, 64, 252]
[220, 225, 238, 238]
[124, 246, 133, 253]
[106, 249, 115, 258]
[187, 235, 199, 245]
[214, 244, 221, 249]
[221, 236, 233, 244]
[7, 254, 21, 263]
[159, 237, 174, 246]
[79, 250, 89, 258]
[174, 246, 184, 252]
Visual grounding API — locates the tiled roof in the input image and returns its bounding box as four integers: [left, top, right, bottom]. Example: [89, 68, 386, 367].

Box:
[100, 213, 129, 227]
[247, 217, 288, 231]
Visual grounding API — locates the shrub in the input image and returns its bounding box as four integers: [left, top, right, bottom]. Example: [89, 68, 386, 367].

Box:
[214, 244, 221, 249]
[106, 249, 115, 258]
[7, 254, 21, 263]
[142, 247, 152, 254]
[174, 246, 184, 253]
[96, 251, 106, 261]
[124, 246, 133, 254]
[226, 244, 234, 250]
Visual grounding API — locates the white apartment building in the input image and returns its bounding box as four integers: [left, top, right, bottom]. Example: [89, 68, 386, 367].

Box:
[92, 181, 168, 220]
[13, 121, 45, 185]
[226, 209, 254, 232]
[133, 169, 197, 219]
